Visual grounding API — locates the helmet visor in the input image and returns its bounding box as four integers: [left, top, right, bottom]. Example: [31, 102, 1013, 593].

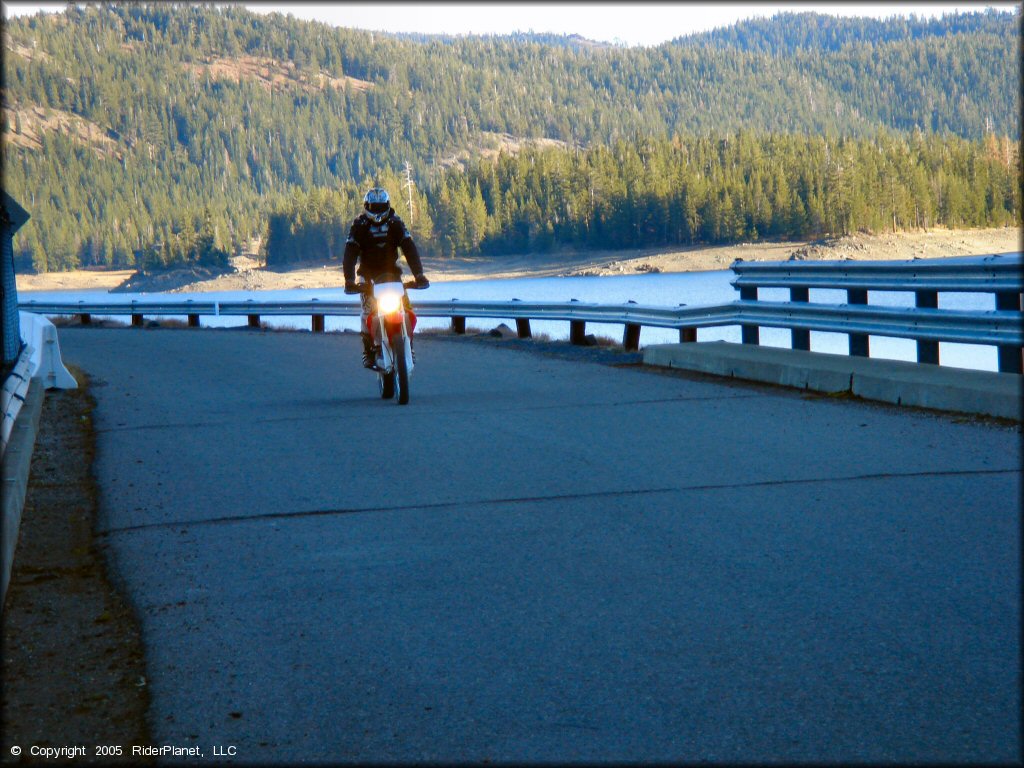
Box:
[366, 201, 389, 215]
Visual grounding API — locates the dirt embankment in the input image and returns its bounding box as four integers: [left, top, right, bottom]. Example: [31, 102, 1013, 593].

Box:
[14, 227, 1021, 295]
[1, 372, 152, 765]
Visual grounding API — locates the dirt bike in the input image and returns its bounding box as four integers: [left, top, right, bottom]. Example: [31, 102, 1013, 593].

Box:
[359, 275, 424, 405]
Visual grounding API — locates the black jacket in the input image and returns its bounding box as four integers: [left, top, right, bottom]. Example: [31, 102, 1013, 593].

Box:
[343, 209, 423, 282]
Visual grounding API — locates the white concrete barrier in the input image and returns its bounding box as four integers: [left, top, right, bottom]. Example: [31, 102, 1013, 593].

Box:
[2, 377, 43, 608]
[644, 341, 1023, 420]
[2, 313, 76, 455]
[18, 311, 77, 390]
[1, 314, 76, 608]
[1, 348, 34, 451]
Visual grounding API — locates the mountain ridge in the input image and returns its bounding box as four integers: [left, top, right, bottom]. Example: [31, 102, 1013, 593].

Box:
[1, 4, 1019, 272]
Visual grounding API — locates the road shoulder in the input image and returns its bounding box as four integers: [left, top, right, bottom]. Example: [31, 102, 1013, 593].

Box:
[1, 368, 152, 765]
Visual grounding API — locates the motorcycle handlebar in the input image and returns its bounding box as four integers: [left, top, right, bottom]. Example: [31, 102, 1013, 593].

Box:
[348, 281, 427, 295]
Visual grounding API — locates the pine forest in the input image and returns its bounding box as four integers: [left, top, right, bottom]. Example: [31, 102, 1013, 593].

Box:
[1, 3, 1020, 273]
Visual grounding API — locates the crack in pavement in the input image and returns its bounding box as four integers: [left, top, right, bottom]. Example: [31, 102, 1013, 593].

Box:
[96, 466, 1020, 536]
[93, 393, 760, 434]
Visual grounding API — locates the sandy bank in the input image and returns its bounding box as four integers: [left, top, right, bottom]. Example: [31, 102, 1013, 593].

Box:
[14, 226, 1021, 295]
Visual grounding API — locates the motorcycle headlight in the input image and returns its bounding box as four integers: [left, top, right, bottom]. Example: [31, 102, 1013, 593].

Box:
[376, 291, 402, 315]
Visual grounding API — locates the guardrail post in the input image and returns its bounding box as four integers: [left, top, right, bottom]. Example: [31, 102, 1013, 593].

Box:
[451, 316, 466, 334]
[515, 318, 531, 339]
[739, 286, 759, 345]
[622, 323, 641, 351]
[247, 314, 260, 328]
[996, 291, 1023, 374]
[847, 289, 869, 357]
[185, 300, 199, 328]
[75, 301, 90, 326]
[569, 320, 587, 345]
[132, 314, 143, 328]
[790, 287, 810, 351]
[915, 290, 939, 365]
[311, 314, 325, 333]
[679, 327, 696, 343]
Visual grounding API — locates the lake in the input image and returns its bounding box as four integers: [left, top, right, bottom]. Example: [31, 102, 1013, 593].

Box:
[18, 270, 1002, 372]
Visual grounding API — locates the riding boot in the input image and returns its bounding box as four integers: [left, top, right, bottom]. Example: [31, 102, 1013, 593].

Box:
[360, 332, 375, 368]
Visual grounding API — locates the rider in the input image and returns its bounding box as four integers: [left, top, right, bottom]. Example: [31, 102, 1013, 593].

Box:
[343, 187, 429, 368]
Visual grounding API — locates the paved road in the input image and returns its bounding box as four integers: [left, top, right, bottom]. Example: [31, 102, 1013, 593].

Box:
[59, 327, 1020, 764]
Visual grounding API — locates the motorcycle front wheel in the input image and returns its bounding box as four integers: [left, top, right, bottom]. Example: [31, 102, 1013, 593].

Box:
[378, 369, 395, 399]
[395, 337, 410, 405]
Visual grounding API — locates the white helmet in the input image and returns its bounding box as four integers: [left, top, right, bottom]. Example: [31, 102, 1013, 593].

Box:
[363, 187, 391, 224]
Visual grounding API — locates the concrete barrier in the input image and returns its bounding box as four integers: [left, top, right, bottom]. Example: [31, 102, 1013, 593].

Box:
[2, 314, 76, 458]
[18, 311, 77, 390]
[644, 341, 1023, 420]
[1, 347, 34, 451]
[1, 315, 76, 609]
[2, 377, 44, 608]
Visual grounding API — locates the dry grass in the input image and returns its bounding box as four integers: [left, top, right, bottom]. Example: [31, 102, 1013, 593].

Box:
[182, 54, 373, 95]
[3, 104, 123, 157]
[48, 316, 128, 328]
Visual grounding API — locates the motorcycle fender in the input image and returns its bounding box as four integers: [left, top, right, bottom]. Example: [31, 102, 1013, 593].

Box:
[384, 314, 404, 339]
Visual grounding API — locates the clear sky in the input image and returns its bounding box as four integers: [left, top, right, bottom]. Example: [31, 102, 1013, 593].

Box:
[1, 1, 1018, 46]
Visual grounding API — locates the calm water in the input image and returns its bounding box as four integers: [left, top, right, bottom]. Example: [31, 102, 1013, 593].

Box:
[20, 270, 1002, 371]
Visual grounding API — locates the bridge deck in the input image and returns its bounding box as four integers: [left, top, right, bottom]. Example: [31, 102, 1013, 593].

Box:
[59, 327, 1021, 763]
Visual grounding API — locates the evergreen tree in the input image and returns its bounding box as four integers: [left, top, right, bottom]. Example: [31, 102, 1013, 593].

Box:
[1, 4, 1019, 272]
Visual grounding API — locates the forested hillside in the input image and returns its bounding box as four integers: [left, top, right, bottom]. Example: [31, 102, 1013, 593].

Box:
[1, 3, 1019, 272]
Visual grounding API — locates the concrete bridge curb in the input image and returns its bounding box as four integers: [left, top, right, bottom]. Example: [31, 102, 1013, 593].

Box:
[643, 341, 1023, 421]
[1, 378, 44, 608]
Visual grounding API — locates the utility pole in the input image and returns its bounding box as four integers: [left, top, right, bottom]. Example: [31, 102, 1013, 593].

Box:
[403, 161, 416, 228]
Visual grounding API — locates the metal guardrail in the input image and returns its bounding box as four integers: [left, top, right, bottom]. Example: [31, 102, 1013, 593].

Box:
[733, 301, 1022, 346]
[730, 252, 1023, 372]
[17, 253, 1024, 373]
[731, 252, 1023, 292]
[16, 297, 728, 323]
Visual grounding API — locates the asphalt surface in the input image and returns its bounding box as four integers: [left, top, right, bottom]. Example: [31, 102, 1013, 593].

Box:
[58, 326, 1021, 764]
